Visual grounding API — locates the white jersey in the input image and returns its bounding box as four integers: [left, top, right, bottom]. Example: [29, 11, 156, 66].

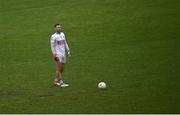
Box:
[50, 32, 69, 57]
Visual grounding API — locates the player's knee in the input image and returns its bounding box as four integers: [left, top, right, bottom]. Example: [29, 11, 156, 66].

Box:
[56, 70, 60, 73]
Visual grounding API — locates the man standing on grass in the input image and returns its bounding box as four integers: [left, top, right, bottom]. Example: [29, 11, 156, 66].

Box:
[50, 23, 71, 87]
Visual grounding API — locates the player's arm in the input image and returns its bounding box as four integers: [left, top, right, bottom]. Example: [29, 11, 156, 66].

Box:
[50, 36, 59, 61]
[65, 39, 71, 57]
[63, 33, 71, 56]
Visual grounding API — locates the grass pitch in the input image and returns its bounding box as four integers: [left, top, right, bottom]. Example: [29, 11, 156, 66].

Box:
[0, 0, 180, 113]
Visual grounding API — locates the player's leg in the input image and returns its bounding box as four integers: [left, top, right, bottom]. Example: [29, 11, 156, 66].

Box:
[54, 61, 62, 85]
[57, 62, 64, 84]
[60, 62, 64, 73]
[54, 57, 68, 87]
[58, 57, 69, 87]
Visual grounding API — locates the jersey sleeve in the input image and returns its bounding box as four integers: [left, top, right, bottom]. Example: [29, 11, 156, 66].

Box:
[65, 40, 70, 51]
[63, 33, 70, 51]
[50, 35, 56, 54]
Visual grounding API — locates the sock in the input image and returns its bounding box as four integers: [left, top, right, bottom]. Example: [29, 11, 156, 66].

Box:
[59, 80, 64, 84]
[54, 78, 59, 82]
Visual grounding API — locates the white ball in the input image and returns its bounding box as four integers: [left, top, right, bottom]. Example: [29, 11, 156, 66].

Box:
[98, 82, 106, 89]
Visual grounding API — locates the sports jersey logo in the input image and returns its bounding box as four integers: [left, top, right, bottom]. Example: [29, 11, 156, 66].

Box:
[57, 40, 65, 45]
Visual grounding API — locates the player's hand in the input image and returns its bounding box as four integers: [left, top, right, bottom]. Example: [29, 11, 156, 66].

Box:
[54, 57, 59, 61]
[53, 54, 59, 61]
[67, 50, 71, 57]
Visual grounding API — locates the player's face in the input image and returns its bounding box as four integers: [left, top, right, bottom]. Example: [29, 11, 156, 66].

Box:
[55, 25, 62, 33]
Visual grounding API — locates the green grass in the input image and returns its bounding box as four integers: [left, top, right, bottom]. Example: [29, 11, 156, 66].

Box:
[0, 0, 180, 113]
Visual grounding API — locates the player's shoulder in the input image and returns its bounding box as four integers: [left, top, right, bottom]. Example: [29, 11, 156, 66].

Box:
[51, 33, 57, 37]
[49, 33, 57, 39]
[61, 32, 65, 36]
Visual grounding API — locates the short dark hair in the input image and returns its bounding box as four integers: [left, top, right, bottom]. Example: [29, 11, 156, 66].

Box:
[54, 23, 60, 27]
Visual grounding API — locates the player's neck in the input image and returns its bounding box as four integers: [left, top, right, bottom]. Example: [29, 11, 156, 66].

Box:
[56, 31, 61, 34]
